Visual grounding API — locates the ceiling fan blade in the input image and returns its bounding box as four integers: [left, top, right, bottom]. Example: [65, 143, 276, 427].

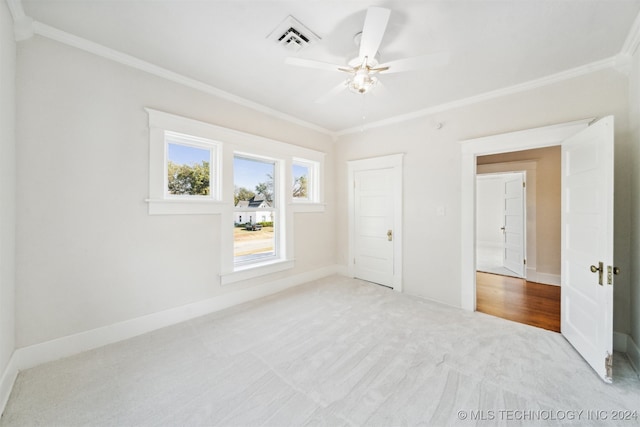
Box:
[285, 57, 345, 73]
[358, 7, 391, 61]
[377, 52, 450, 74]
[315, 81, 348, 104]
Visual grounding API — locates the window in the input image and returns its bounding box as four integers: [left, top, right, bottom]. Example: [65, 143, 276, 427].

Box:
[165, 132, 215, 198]
[233, 155, 278, 264]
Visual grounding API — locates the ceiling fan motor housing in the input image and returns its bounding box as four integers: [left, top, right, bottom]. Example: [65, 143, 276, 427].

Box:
[348, 68, 378, 94]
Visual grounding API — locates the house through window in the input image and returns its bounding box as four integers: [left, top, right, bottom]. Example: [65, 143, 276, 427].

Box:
[233, 155, 277, 264]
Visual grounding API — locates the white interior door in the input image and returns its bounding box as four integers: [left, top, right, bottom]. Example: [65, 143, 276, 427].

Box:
[353, 168, 394, 287]
[502, 173, 526, 277]
[561, 116, 614, 383]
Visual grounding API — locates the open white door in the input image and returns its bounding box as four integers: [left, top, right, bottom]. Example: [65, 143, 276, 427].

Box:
[502, 173, 526, 277]
[561, 116, 614, 383]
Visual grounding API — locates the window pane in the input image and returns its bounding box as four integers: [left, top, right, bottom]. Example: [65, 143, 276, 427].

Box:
[167, 143, 211, 196]
[234, 156, 276, 262]
[292, 163, 309, 199]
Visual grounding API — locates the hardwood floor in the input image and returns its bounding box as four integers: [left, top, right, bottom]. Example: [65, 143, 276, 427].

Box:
[476, 271, 561, 332]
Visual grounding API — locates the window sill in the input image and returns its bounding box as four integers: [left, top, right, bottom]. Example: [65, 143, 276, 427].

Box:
[290, 203, 325, 213]
[146, 199, 226, 215]
[220, 259, 295, 285]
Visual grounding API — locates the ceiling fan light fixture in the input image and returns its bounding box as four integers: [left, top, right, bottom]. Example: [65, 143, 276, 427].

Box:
[347, 68, 378, 94]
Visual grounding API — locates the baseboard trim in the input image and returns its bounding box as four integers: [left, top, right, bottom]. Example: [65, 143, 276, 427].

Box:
[527, 270, 561, 286]
[0, 352, 18, 417]
[12, 265, 341, 373]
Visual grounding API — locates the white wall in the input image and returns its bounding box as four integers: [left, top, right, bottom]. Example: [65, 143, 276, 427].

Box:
[336, 67, 632, 328]
[629, 42, 640, 370]
[15, 36, 336, 348]
[0, 0, 16, 393]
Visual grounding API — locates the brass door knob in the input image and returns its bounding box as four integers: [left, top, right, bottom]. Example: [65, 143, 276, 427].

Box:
[590, 265, 602, 273]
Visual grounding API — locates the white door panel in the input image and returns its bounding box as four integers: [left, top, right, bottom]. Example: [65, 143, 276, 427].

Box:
[503, 172, 526, 277]
[354, 168, 394, 287]
[561, 115, 614, 383]
[360, 196, 389, 214]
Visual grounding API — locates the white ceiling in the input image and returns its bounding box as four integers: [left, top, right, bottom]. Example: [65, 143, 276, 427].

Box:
[19, 0, 640, 134]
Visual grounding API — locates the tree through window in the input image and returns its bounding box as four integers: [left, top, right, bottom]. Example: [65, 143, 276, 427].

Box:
[164, 132, 216, 198]
[292, 159, 318, 202]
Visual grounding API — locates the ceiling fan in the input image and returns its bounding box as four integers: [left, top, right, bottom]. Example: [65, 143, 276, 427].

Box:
[285, 7, 449, 102]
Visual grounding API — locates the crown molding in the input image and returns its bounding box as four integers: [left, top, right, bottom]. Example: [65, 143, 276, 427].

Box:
[27, 21, 336, 139]
[621, 10, 640, 56]
[336, 55, 622, 136]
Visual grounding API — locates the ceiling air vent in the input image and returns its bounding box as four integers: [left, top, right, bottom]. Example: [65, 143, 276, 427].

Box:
[267, 15, 320, 52]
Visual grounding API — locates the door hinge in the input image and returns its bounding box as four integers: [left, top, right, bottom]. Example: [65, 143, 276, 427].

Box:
[524, 259, 526, 265]
[353, 180, 356, 189]
[353, 258, 356, 265]
[523, 182, 526, 188]
[605, 352, 613, 380]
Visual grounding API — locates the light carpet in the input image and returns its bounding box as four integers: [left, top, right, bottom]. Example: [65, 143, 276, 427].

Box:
[1, 275, 638, 426]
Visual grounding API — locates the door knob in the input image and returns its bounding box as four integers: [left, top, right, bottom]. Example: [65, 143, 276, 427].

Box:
[387, 230, 393, 241]
[590, 264, 602, 273]
[500, 226, 506, 232]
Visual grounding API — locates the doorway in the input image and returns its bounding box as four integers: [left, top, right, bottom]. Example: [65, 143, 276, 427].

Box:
[461, 117, 616, 382]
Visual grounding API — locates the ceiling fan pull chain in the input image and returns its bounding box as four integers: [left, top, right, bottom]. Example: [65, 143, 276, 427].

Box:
[360, 95, 367, 132]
